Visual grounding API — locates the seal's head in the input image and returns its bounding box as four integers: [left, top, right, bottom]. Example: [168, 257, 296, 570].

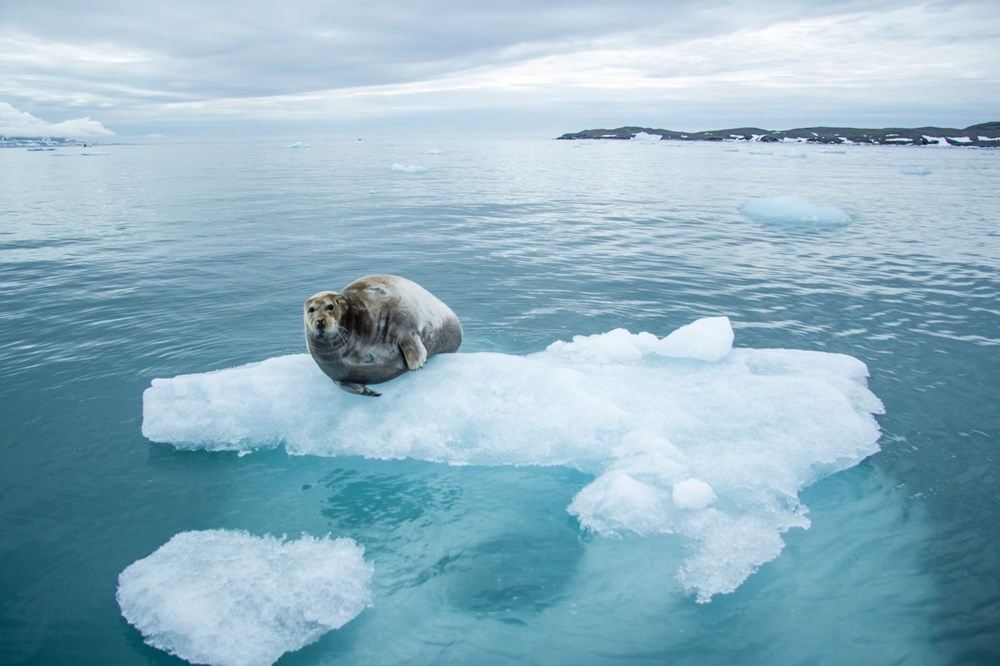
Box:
[304, 291, 348, 341]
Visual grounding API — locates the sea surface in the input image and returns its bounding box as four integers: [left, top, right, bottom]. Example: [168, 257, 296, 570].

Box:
[1, 138, 998, 665]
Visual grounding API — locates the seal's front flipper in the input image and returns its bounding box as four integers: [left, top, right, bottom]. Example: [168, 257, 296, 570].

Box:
[400, 334, 428, 370]
[337, 381, 381, 397]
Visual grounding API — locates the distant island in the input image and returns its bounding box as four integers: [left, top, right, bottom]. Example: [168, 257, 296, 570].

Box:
[558, 122, 1000, 146]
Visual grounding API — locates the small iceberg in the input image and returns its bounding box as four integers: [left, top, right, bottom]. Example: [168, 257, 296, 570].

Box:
[740, 196, 851, 227]
[631, 132, 662, 143]
[391, 163, 427, 173]
[141, 316, 883, 603]
[117, 530, 373, 666]
[901, 166, 932, 176]
[784, 149, 807, 159]
[287, 141, 309, 149]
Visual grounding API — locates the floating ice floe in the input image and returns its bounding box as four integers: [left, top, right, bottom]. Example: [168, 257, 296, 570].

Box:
[901, 166, 932, 176]
[631, 132, 661, 142]
[391, 163, 427, 173]
[117, 530, 373, 666]
[784, 149, 807, 158]
[821, 148, 847, 154]
[739, 195, 852, 227]
[142, 317, 884, 603]
[286, 141, 309, 149]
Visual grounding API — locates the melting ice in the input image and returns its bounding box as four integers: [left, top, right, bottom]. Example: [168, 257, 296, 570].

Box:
[142, 317, 883, 603]
[740, 196, 852, 226]
[116, 530, 373, 666]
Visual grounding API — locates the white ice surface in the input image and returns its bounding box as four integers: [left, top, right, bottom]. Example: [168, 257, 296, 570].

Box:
[116, 530, 373, 666]
[142, 318, 883, 603]
[390, 163, 427, 173]
[740, 196, 851, 226]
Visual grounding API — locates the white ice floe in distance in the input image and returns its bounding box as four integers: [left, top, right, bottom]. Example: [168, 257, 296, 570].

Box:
[631, 131, 661, 142]
[142, 317, 884, 603]
[116, 530, 373, 666]
[784, 148, 807, 158]
[391, 163, 427, 173]
[287, 141, 309, 148]
[740, 196, 852, 227]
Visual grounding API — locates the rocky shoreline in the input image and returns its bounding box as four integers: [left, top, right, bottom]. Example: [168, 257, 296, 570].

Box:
[558, 122, 1000, 146]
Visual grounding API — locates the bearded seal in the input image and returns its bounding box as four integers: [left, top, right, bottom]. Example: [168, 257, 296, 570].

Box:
[304, 274, 463, 397]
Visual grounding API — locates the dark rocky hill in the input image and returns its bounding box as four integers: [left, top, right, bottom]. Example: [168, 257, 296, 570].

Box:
[558, 123, 1000, 146]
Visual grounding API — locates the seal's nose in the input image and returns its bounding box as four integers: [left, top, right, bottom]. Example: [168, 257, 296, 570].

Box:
[316, 320, 325, 329]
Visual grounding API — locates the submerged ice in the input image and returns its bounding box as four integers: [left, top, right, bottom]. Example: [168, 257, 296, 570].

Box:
[142, 317, 883, 603]
[116, 530, 373, 666]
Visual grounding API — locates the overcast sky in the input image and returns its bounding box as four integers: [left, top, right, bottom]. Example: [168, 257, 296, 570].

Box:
[1, 0, 998, 140]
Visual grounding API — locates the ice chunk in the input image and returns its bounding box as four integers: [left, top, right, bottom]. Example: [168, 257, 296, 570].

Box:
[656, 316, 733, 361]
[141, 318, 883, 603]
[630, 131, 661, 142]
[544, 317, 732, 364]
[672, 478, 716, 510]
[784, 149, 807, 158]
[116, 530, 373, 666]
[740, 196, 851, 226]
[901, 166, 932, 175]
[391, 163, 427, 173]
[286, 141, 309, 149]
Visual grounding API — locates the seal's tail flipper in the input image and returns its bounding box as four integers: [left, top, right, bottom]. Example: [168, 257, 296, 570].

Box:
[336, 381, 382, 398]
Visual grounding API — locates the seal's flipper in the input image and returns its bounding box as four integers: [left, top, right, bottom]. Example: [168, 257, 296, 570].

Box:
[400, 334, 428, 370]
[337, 381, 381, 397]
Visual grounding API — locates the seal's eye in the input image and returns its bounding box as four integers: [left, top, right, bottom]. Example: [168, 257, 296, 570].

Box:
[307, 306, 315, 313]
[325, 304, 334, 311]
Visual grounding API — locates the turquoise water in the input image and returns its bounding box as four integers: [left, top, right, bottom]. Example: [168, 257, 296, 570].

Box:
[1, 139, 998, 664]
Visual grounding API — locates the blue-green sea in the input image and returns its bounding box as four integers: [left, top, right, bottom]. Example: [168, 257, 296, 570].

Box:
[1, 138, 998, 665]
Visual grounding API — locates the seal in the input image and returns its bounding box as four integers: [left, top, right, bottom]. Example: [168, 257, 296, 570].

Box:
[304, 274, 463, 397]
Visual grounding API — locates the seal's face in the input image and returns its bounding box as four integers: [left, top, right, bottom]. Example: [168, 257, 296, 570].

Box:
[304, 291, 348, 341]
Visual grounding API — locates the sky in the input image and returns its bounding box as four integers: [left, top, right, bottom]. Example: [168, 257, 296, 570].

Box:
[1, 0, 998, 140]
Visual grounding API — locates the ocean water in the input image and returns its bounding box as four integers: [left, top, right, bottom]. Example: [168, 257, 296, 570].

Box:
[1, 138, 998, 665]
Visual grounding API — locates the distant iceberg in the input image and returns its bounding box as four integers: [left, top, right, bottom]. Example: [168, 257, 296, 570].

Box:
[287, 141, 309, 149]
[630, 131, 661, 142]
[740, 196, 852, 226]
[142, 317, 883, 603]
[117, 530, 373, 666]
[901, 166, 932, 176]
[391, 163, 427, 173]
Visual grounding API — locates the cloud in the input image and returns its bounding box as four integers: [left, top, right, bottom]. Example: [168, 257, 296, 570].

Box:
[0, 102, 115, 138]
[0, 0, 996, 136]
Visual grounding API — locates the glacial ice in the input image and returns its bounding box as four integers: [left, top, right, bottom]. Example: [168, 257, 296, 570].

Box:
[630, 131, 661, 142]
[739, 196, 852, 226]
[142, 317, 883, 603]
[391, 163, 427, 173]
[116, 530, 373, 666]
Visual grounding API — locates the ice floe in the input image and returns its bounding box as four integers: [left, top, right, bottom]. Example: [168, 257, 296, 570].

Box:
[117, 530, 373, 666]
[142, 317, 883, 603]
[901, 166, 932, 175]
[391, 163, 427, 173]
[739, 196, 851, 226]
